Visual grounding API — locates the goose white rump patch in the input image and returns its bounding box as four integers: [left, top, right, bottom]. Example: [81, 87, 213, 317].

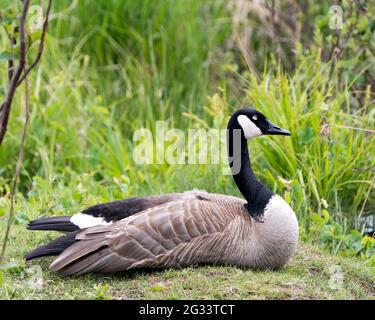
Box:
[70, 213, 111, 229]
[237, 115, 262, 139]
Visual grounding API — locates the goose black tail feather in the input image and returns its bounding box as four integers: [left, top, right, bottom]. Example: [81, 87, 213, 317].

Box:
[27, 216, 79, 232]
[24, 231, 79, 261]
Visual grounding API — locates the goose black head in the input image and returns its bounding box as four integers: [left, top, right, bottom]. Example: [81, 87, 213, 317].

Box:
[233, 108, 291, 139]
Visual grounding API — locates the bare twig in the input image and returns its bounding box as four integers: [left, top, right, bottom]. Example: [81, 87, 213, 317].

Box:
[8, 59, 15, 83]
[332, 124, 375, 134]
[17, 0, 52, 86]
[0, 74, 31, 263]
[358, 174, 375, 219]
[327, 28, 341, 83]
[327, 1, 360, 88]
[0, 0, 52, 263]
[0, 0, 52, 145]
[0, 0, 30, 145]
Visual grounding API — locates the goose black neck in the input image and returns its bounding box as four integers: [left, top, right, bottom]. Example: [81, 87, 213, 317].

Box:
[227, 117, 274, 218]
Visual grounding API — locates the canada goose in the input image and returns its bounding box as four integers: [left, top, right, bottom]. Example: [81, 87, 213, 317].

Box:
[25, 108, 298, 276]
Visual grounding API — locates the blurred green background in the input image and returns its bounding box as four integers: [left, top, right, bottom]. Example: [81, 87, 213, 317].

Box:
[0, 0, 374, 267]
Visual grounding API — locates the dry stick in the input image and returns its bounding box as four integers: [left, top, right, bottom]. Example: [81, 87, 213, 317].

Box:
[17, 0, 52, 86]
[326, 2, 359, 94]
[0, 0, 30, 145]
[327, 28, 341, 84]
[358, 174, 375, 219]
[0, 75, 30, 263]
[8, 57, 14, 84]
[0, 0, 52, 145]
[332, 124, 375, 134]
[0, 0, 52, 262]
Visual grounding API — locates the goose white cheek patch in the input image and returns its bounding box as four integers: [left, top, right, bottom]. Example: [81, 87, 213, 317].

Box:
[237, 115, 262, 139]
[70, 213, 112, 229]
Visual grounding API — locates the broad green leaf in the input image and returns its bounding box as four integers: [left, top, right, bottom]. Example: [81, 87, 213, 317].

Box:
[0, 263, 20, 272]
[297, 127, 313, 145]
[0, 51, 13, 61]
[14, 212, 29, 225]
[284, 191, 291, 204]
[321, 210, 330, 223]
[0, 206, 5, 217]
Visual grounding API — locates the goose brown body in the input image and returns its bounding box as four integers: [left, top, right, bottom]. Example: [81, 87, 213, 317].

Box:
[48, 190, 298, 276]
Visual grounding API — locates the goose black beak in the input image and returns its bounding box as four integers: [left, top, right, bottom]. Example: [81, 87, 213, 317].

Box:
[264, 119, 291, 136]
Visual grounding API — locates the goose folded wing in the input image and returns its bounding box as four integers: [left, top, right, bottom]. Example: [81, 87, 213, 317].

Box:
[50, 199, 236, 276]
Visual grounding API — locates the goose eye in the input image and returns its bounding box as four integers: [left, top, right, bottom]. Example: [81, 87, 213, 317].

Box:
[252, 115, 258, 121]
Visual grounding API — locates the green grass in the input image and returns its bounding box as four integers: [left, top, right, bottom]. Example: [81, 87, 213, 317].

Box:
[1, 228, 374, 300]
[0, 0, 374, 300]
[1, 1, 373, 225]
